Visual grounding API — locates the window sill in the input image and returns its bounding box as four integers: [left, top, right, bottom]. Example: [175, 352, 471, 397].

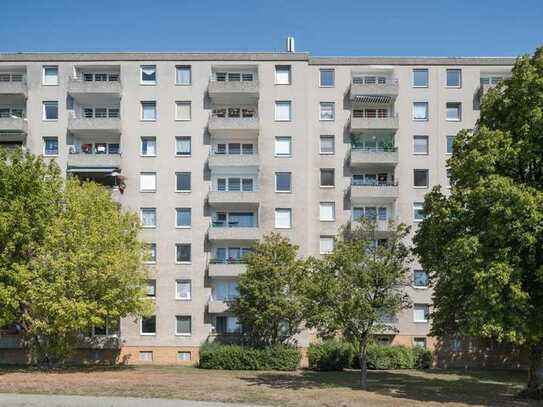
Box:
[413, 186, 429, 189]
[319, 119, 335, 122]
[319, 85, 335, 88]
[412, 285, 428, 290]
[176, 154, 192, 158]
[175, 333, 192, 337]
[275, 227, 292, 230]
[320, 185, 335, 189]
[140, 333, 156, 336]
[176, 262, 192, 265]
[413, 321, 428, 324]
[141, 226, 157, 229]
[42, 83, 59, 86]
[175, 298, 191, 301]
[413, 118, 429, 122]
[175, 119, 192, 122]
[413, 85, 429, 89]
[320, 219, 336, 222]
[446, 119, 461, 122]
[446, 86, 462, 89]
[175, 190, 192, 193]
[43, 154, 58, 157]
[413, 152, 429, 156]
[175, 83, 192, 86]
[275, 190, 292, 193]
[140, 154, 157, 157]
[175, 226, 192, 229]
[275, 119, 292, 122]
[140, 82, 157, 86]
[140, 119, 157, 122]
[140, 190, 157, 193]
[42, 119, 58, 122]
[320, 152, 335, 155]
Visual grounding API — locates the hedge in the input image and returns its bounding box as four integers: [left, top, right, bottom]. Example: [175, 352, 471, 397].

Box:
[309, 340, 433, 371]
[199, 343, 300, 371]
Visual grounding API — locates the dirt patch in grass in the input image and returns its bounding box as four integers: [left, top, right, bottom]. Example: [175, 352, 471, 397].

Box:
[0, 365, 536, 407]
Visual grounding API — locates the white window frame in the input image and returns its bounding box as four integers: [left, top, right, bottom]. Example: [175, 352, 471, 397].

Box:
[175, 280, 192, 301]
[175, 136, 192, 157]
[175, 243, 192, 264]
[319, 236, 335, 255]
[42, 101, 58, 121]
[413, 68, 429, 88]
[319, 68, 335, 87]
[274, 208, 292, 229]
[175, 172, 191, 193]
[413, 169, 429, 188]
[140, 65, 157, 85]
[413, 304, 429, 323]
[413, 135, 429, 155]
[319, 135, 335, 155]
[175, 101, 191, 121]
[319, 102, 335, 121]
[446, 102, 462, 122]
[140, 207, 157, 228]
[175, 207, 192, 228]
[175, 65, 192, 85]
[412, 269, 429, 289]
[446, 69, 462, 88]
[275, 65, 291, 85]
[140, 316, 156, 336]
[274, 136, 292, 157]
[275, 101, 292, 121]
[42, 65, 59, 86]
[319, 202, 336, 222]
[175, 315, 192, 336]
[144, 243, 157, 264]
[446, 135, 455, 155]
[42, 136, 59, 156]
[177, 351, 192, 361]
[139, 351, 153, 361]
[141, 101, 157, 121]
[413, 102, 429, 121]
[413, 202, 425, 223]
[140, 136, 157, 157]
[139, 172, 157, 193]
[275, 172, 292, 193]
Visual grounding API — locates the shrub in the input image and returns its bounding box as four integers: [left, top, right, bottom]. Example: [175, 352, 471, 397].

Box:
[413, 346, 433, 369]
[199, 343, 300, 371]
[365, 344, 416, 369]
[308, 340, 354, 371]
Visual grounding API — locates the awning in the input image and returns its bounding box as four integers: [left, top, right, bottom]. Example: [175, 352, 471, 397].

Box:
[67, 167, 120, 173]
[352, 95, 393, 104]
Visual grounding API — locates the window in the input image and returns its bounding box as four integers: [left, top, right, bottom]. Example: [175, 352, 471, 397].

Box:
[140, 208, 157, 228]
[140, 172, 156, 192]
[213, 281, 240, 302]
[319, 102, 335, 121]
[414, 337, 427, 348]
[42, 101, 58, 120]
[43, 137, 58, 156]
[176, 243, 191, 263]
[319, 236, 334, 254]
[353, 206, 388, 221]
[275, 172, 291, 192]
[413, 136, 429, 155]
[216, 177, 254, 192]
[140, 316, 156, 335]
[319, 135, 335, 154]
[175, 136, 191, 156]
[413, 270, 429, 288]
[275, 65, 291, 85]
[42, 65, 58, 85]
[141, 101, 156, 121]
[175, 280, 191, 300]
[446, 135, 455, 154]
[320, 169, 335, 187]
[274, 137, 291, 157]
[275, 101, 291, 121]
[215, 316, 241, 334]
[140, 65, 156, 85]
[141, 137, 157, 156]
[413, 169, 429, 188]
[175, 172, 191, 192]
[319, 69, 335, 87]
[413, 68, 428, 87]
[319, 202, 335, 222]
[413, 202, 425, 222]
[139, 351, 153, 361]
[145, 243, 157, 263]
[413, 102, 428, 121]
[413, 304, 429, 322]
[275, 208, 292, 229]
[175, 65, 191, 85]
[446, 69, 462, 88]
[177, 351, 191, 361]
[146, 280, 156, 297]
[176, 208, 191, 228]
[446, 102, 461, 121]
[175, 101, 191, 121]
[176, 316, 191, 336]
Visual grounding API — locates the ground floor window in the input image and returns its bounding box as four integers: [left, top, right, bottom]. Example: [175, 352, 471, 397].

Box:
[177, 351, 191, 361]
[139, 351, 153, 361]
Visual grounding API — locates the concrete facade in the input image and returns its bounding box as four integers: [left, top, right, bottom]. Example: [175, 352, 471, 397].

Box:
[0, 52, 514, 364]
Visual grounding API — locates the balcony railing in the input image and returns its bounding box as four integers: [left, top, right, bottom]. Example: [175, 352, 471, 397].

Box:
[68, 75, 121, 95]
[350, 147, 399, 167]
[350, 114, 399, 131]
[0, 73, 27, 96]
[209, 258, 248, 264]
[211, 221, 257, 228]
[351, 179, 396, 187]
[208, 150, 260, 169]
[208, 112, 259, 137]
[350, 76, 399, 103]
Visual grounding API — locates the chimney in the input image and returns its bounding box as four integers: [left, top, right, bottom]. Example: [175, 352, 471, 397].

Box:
[286, 37, 295, 53]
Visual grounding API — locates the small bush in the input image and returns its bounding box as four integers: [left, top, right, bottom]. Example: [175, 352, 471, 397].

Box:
[365, 344, 416, 369]
[199, 343, 300, 371]
[308, 340, 354, 371]
[413, 346, 433, 369]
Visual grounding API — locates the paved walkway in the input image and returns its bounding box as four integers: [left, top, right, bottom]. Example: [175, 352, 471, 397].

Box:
[0, 394, 265, 407]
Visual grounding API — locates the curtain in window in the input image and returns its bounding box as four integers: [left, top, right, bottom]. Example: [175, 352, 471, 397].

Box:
[176, 208, 191, 226]
[176, 281, 191, 299]
[142, 103, 156, 120]
[176, 316, 191, 334]
[176, 137, 191, 155]
[175, 102, 191, 120]
[176, 67, 191, 84]
[413, 103, 428, 119]
[141, 209, 156, 226]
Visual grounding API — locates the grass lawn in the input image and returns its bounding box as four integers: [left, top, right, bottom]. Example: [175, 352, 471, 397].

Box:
[0, 365, 537, 406]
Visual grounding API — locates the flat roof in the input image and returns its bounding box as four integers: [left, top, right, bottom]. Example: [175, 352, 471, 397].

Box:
[0, 52, 516, 65]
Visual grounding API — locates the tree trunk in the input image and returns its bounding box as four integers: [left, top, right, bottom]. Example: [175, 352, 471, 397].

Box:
[526, 343, 543, 399]
[358, 335, 369, 390]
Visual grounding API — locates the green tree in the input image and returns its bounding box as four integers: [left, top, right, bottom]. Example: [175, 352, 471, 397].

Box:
[0, 150, 151, 364]
[233, 233, 306, 346]
[414, 48, 543, 397]
[305, 220, 411, 389]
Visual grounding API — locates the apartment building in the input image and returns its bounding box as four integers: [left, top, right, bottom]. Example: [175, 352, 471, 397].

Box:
[0, 51, 513, 365]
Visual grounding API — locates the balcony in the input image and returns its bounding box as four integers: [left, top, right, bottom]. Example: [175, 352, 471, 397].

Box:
[208, 260, 248, 277]
[350, 75, 398, 104]
[208, 188, 259, 208]
[208, 225, 261, 241]
[68, 76, 121, 97]
[0, 117, 27, 133]
[208, 299, 236, 314]
[350, 180, 399, 204]
[68, 116, 121, 135]
[350, 114, 399, 132]
[208, 113, 259, 138]
[67, 153, 121, 170]
[208, 152, 260, 170]
[0, 73, 27, 96]
[208, 79, 259, 105]
[350, 148, 399, 167]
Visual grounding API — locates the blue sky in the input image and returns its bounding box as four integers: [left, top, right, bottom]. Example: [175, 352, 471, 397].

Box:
[1, 0, 541, 56]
